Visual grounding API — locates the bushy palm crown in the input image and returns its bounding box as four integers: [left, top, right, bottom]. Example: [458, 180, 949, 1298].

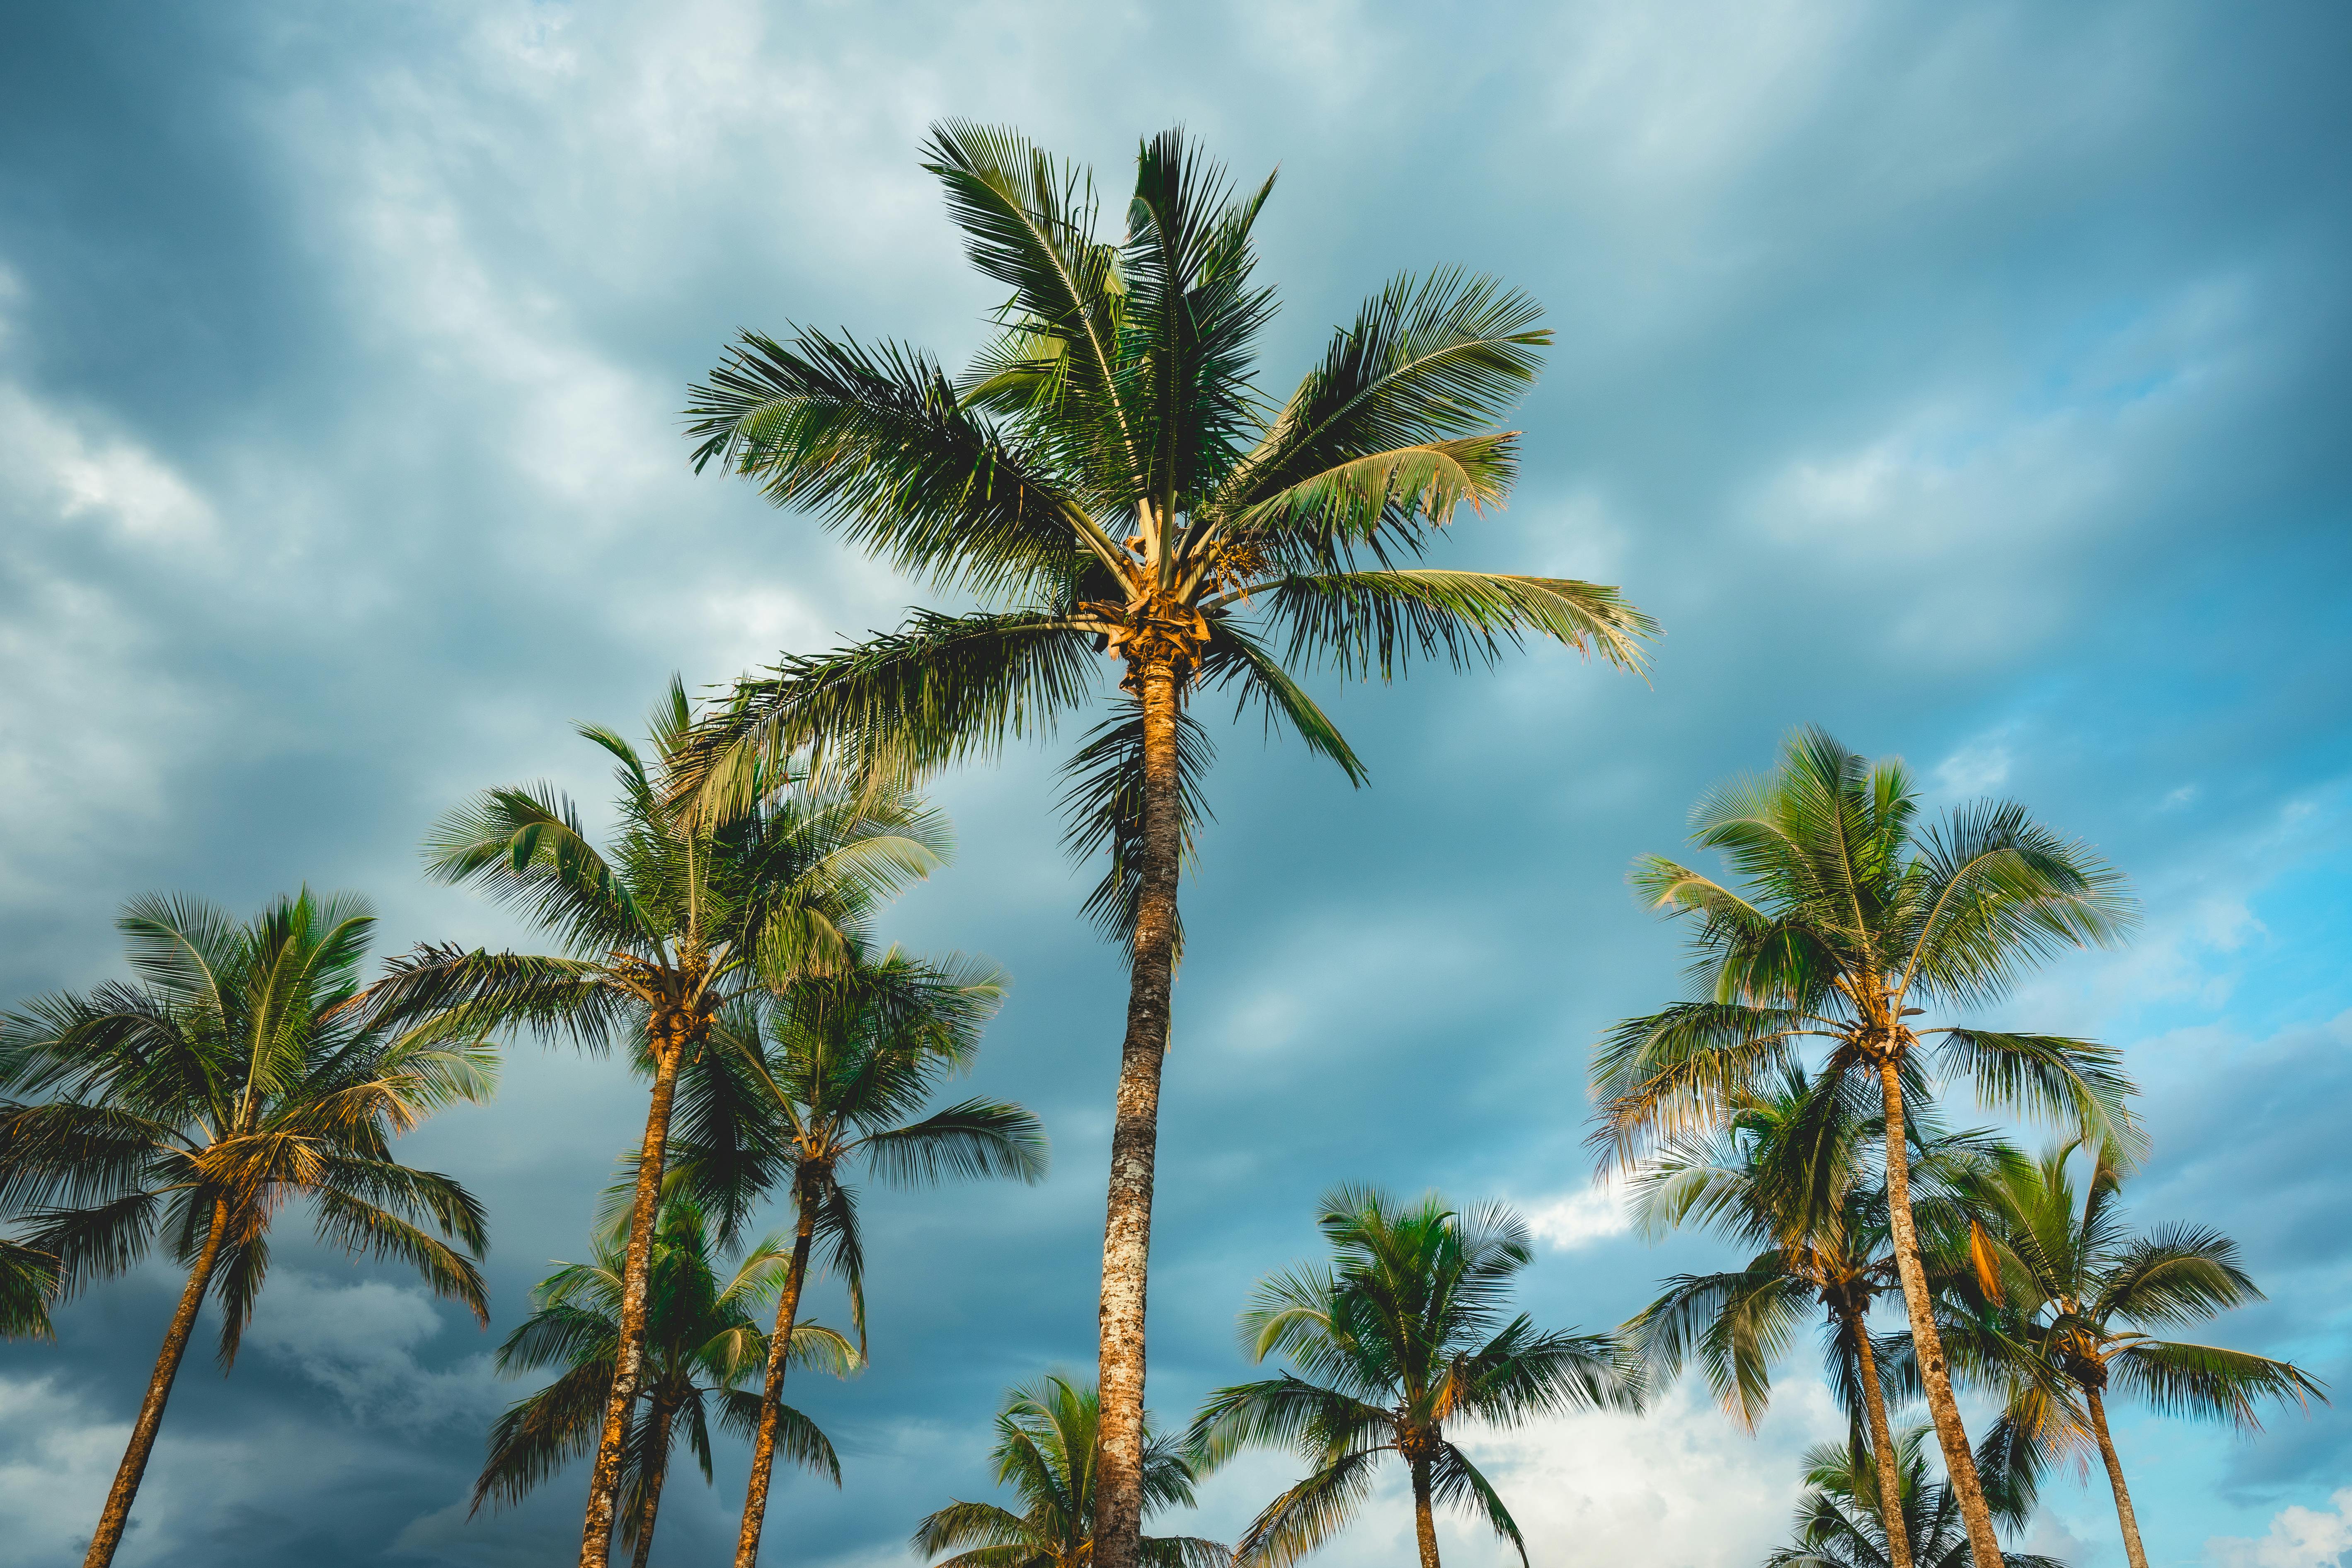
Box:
[472, 1194, 849, 1539]
[1627, 1069, 2009, 1428]
[913, 1374, 1222, 1568]
[1958, 1142, 2324, 1458]
[1766, 1427, 2059, 1568]
[681, 124, 1653, 926]
[1592, 727, 2140, 1173]
[1192, 1187, 1636, 1568]
[0, 890, 492, 1360]
[670, 948, 1046, 1338]
[361, 680, 945, 1051]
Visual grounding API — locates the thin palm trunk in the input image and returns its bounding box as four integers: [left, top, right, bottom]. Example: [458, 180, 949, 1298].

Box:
[1876, 1058, 2002, 1568]
[629, 1400, 677, 1568]
[2085, 1387, 2151, 1568]
[1846, 1305, 1914, 1568]
[83, 1202, 229, 1568]
[1090, 656, 1181, 1568]
[581, 1023, 691, 1568]
[733, 1198, 818, 1567]
[1409, 1452, 1442, 1568]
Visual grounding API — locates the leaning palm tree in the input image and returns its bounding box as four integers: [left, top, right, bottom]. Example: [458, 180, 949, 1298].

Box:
[681, 125, 1656, 1568]
[1627, 1067, 2019, 1568]
[1766, 1426, 2063, 1568]
[473, 1192, 851, 1568]
[1956, 1141, 2324, 1568]
[0, 890, 493, 1568]
[914, 1374, 1223, 1568]
[1192, 1186, 1637, 1568]
[1591, 727, 2139, 1568]
[349, 680, 944, 1568]
[665, 948, 1047, 1568]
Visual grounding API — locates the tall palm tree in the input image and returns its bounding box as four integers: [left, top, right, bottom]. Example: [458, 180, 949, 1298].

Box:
[914, 1374, 1223, 1568]
[0, 890, 494, 1568]
[351, 681, 945, 1568]
[664, 948, 1047, 1568]
[1765, 1426, 2062, 1568]
[1591, 727, 2139, 1568]
[681, 123, 1656, 1568]
[472, 1192, 852, 1568]
[1627, 1068, 2017, 1568]
[1956, 1141, 2324, 1568]
[1191, 1186, 1637, 1568]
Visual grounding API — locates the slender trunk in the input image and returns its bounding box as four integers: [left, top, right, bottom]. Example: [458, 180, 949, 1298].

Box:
[2086, 1388, 2150, 1568]
[83, 1202, 230, 1568]
[579, 1024, 690, 1568]
[629, 1399, 676, 1568]
[1090, 656, 1182, 1568]
[1877, 1057, 2004, 1568]
[733, 1192, 818, 1568]
[1410, 1452, 1442, 1568]
[1848, 1306, 1914, 1568]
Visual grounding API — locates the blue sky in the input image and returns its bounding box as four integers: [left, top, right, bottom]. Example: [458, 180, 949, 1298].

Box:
[2, 2, 2349, 1566]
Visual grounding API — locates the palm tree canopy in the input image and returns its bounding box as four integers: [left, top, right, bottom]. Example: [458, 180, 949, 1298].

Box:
[1192, 1186, 1638, 1568]
[681, 124, 1655, 938]
[1958, 1141, 2325, 1457]
[472, 1193, 851, 1521]
[1766, 1426, 2064, 1568]
[913, 1374, 1224, 1568]
[1592, 727, 2141, 1170]
[0, 889, 494, 1362]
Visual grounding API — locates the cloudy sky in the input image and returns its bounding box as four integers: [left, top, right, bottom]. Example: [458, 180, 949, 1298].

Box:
[3, 2, 2349, 1565]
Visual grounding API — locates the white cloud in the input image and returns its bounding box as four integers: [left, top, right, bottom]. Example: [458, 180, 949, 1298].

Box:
[2207, 1489, 2352, 1568]
[1520, 1175, 1633, 1251]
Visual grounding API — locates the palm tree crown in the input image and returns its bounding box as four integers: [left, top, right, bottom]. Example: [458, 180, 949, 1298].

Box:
[913, 1374, 1223, 1568]
[1766, 1426, 2061, 1568]
[0, 889, 494, 1568]
[683, 122, 1657, 1568]
[473, 1192, 850, 1568]
[1192, 1186, 1637, 1568]
[1592, 727, 2138, 1568]
[1954, 1141, 2323, 1568]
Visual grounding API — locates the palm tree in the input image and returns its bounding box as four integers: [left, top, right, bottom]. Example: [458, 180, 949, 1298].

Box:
[472, 1192, 852, 1568]
[681, 124, 1656, 1568]
[1627, 1068, 2017, 1568]
[1956, 1141, 2324, 1568]
[350, 680, 945, 1568]
[1191, 1185, 1637, 1568]
[0, 890, 494, 1568]
[1766, 1426, 2063, 1568]
[1591, 726, 2139, 1568]
[661, 948, 1047, 1568]
[914, 1374, 1223, 1568]
[0, 1238, 55, 1338]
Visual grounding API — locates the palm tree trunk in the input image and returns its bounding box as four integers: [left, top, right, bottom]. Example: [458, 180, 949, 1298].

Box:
[1848, 1308, 1914, 1568]
[2085, 1387, 2151, 1568]
[579, 1023, 690, 1568]
[733, 1193, 817, 1568]
[629, 1400, 676, 1568]
[83, 1201, 229, 1568]
[1410, 1453, 1443, 1568]
[1876, 1057, 2003, 1568]
[1090, 654, 1182, 1568]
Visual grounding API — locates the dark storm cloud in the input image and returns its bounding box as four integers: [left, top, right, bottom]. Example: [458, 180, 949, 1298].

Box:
[3, 2, 2349, 1565]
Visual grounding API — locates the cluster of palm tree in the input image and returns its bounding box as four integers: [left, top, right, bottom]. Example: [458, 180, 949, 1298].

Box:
[0, 120, 2325, 1568]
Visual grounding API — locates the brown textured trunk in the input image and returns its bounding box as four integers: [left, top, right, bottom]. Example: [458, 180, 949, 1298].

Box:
[1877, 1056, 2004, 1568]
[1410, 1451, 1443, 1568]
[628, 1398, 676, 1568]
[733, 1190, 818, 1567]
[2086, 1387, 2150, 1568]
[83, 1201, 230, 1568]
[579, 1021, 690, 1568]
[1089, 654, 1181, 1568]
[1848, 1305, 1914, 1568]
